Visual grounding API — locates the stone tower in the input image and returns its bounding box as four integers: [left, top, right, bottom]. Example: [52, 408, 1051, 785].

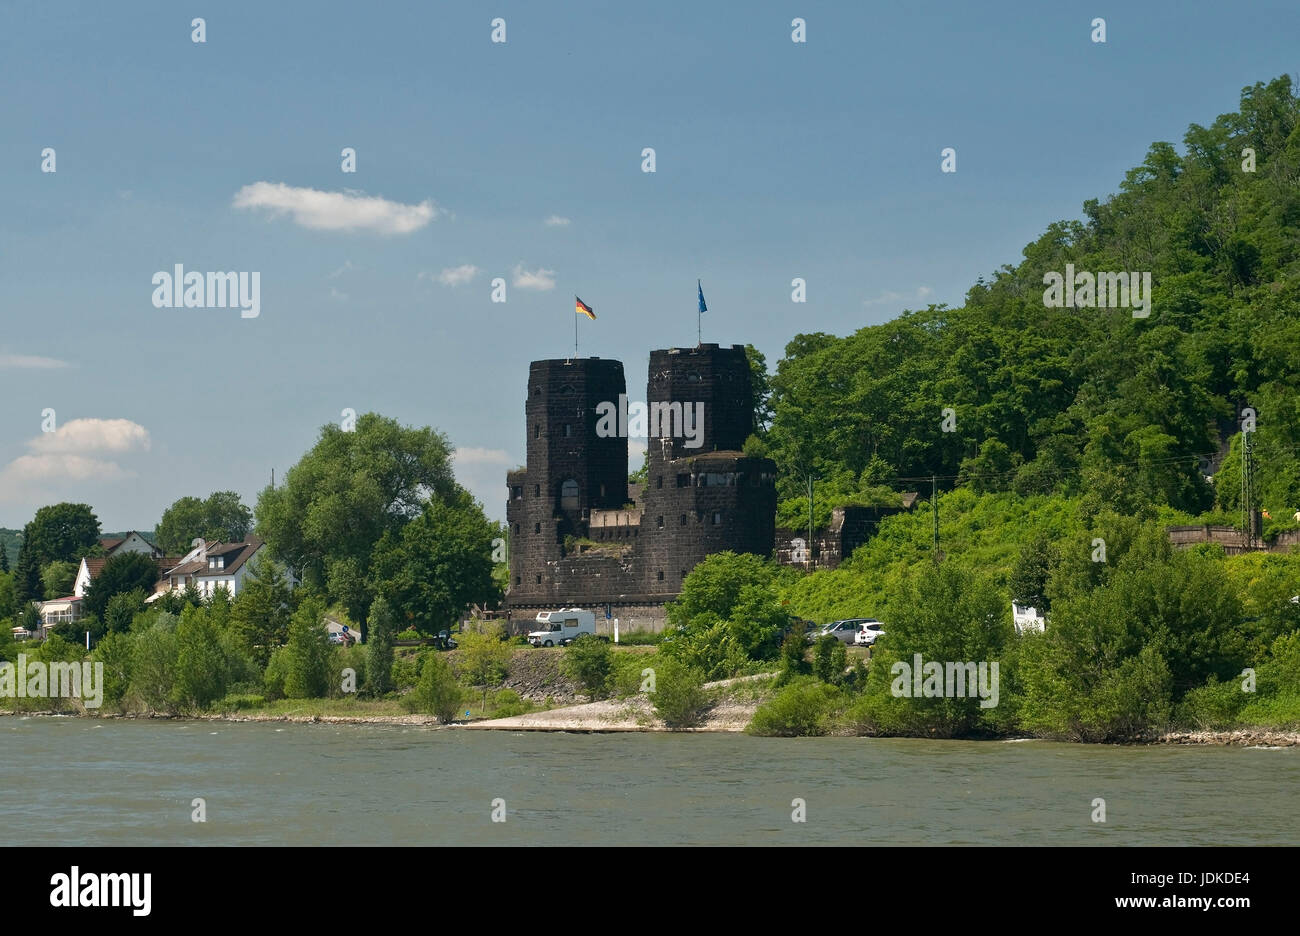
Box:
[637, 344, 777, 597]
[505, 358, 628, 603]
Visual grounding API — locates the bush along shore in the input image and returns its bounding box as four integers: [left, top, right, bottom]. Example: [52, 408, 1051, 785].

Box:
[3, 552, 1297, 746]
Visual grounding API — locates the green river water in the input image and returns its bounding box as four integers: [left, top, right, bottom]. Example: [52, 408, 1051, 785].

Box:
[2, 718, 1295, 845]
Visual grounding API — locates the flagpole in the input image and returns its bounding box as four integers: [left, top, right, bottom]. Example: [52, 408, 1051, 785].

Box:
[575, 301, 579, 359]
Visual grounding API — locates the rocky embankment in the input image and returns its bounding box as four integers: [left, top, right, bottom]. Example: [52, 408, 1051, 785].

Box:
[1154, 729, 1300, 747]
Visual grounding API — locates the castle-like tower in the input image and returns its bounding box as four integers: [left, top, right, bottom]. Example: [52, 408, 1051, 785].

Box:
[505, 344, 777, 632]
[637, 345, 776, 596]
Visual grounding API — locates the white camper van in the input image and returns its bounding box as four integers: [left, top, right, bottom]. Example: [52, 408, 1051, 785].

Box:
[527, 608, 597, 647]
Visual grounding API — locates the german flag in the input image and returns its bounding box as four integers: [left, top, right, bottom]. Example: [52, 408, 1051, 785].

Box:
[575, 296, 595, 319]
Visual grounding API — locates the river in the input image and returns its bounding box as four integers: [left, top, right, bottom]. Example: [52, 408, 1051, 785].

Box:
[2, 718, 1295, 845]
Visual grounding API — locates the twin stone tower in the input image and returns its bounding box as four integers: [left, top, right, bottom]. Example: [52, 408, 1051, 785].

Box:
[505, 344, 778, 632]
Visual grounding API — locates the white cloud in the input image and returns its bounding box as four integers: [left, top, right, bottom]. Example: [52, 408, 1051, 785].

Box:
[28, 418, 151, 455]
[512, 264, 556, 291]
[328, 286, 349, 302]
[433, 264, 480, 287]
[328, 260, 353, 279]
[863, 286, 934, 308]
[233, 182, 437, 234]
[0, 418, 150, 499]
[544, 215, 571, 227]
[0, 353, 71, 370]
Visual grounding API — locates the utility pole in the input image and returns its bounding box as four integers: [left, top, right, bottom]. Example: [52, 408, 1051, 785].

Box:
[806, 472, 815, 572]
[1242, 429, 1255, 549]
[931, 475, 939, 560]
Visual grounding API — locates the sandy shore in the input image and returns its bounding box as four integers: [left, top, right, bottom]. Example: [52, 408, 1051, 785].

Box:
[5, 704, 1296, 743]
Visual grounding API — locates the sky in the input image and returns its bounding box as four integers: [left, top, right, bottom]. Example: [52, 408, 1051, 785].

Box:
[1, 0, 1297, 530]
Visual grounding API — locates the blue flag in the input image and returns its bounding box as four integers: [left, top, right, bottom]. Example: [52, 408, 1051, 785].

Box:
[697, 280, 707, 314]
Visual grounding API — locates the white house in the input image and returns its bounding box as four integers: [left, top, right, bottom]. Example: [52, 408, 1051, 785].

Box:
[1012, 602, 1046, 634]
[37, 595, 84, 629]
[151, 537, 286, 601]
[97, 532, 164, 559]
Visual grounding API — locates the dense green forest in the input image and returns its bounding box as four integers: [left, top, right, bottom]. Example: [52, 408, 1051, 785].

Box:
[753, 75, 1300, 537]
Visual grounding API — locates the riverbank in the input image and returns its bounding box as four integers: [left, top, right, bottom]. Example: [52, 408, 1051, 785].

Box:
[7, 704, 1297, 744]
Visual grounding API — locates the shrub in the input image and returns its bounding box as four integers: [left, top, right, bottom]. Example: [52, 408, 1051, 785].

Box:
[331, 644, 368, 697]
[90, 630, 135, 712]
[365, 597, 397, 696]
[778, 629, 810, 683]
[492, 688, 532, 718]
[405, 652, 463, 723]
[812, 634, 847, 684]
[648, 657, 709, 729]
[391, 653, 419, 691]
[263, 646, 288, 700]
[562, 634, 614, 698]
[130, 617, 179, 712]
[748, 678, 844, 737]
[172, 609, 230, 711]
[455, 628, 512, 687]
[1176, 676, 1248, 730]
[282, 600, 332, 699]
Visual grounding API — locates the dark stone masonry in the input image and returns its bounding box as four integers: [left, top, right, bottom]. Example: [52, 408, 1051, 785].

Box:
[503, 343, 915, 632]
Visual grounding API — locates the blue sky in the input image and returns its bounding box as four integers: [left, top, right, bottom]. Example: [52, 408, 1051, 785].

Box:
[1, 0, 1296, 529]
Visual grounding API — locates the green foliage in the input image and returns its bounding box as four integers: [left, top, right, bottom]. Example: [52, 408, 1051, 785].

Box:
[40, 560, 78, 600]
[562, 634, 614, 698]
[254, 412, 457, 634]
[812, 634, 847, 685]
[405, 651, 463, 722]
[0, 571, 17, 623]
[452, 623, 511, 687]
[648, 656, 709, 729]
[851, 562, 1012, 738]
[154, 492, 253, 555]
[369, 488, 500, 636]
[778, 629, 810, 682]
[172, 605, 230, 710]
[84, 552, 160, 620]
[763, 77, 1300, 523]
[748, 677, 844, 737]
[364, 596, 397, 696]
[130, 615, 180, 712]
[661, 552, 793, 678]
[90, 630, 135, 711]
[1008, 534, 1057, 611]
[22, 504, 101, 566]
[491, 688, 532, 718]
[281, 599, 332, 699]
[331, 644, 367, 697]
[229, 559, 295, 666]
[104, 589, 147, 637]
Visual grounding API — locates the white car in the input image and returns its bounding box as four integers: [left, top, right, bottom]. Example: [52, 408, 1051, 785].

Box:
[853, 621, 885, 646]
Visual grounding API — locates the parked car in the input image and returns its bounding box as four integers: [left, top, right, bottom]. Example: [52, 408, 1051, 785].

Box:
[853, 620, 885, 646]
[820, 618, 879, 645]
